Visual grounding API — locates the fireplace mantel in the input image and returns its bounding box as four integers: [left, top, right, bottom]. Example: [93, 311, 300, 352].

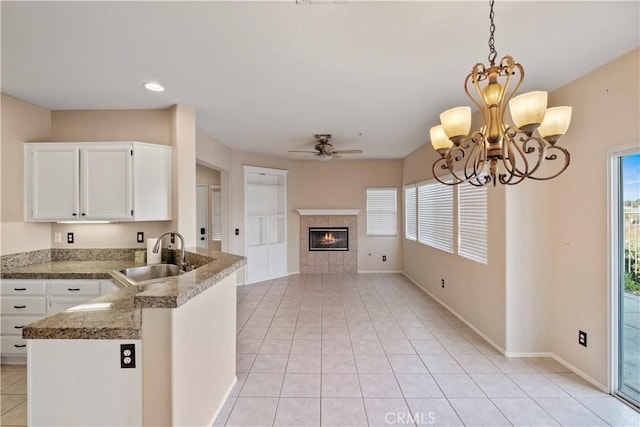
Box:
[296, 209, 360, 216]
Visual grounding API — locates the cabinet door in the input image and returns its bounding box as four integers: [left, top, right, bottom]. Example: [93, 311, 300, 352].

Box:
[246, 245, 270, 284]
[26, 144, 79, 220]
[81, 145, 133, 220]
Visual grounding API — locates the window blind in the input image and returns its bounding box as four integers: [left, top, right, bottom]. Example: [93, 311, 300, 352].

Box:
[211, 188, 222, 241]
[458, 184, 488, 264]
[417, 181, 453, 253]
[367, 188, 397, 236]
[404, 186, 417, 240]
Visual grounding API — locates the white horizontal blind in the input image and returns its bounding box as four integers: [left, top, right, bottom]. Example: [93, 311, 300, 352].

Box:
[367, 188, 397, 236]
[404, 186, 417, 240]
[211, 188, 222, 241]
[458, 184, 488, 264]
[417, 182, 453, 253]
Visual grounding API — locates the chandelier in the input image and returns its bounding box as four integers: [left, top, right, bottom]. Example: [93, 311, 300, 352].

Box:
[430, 0, 572, 186]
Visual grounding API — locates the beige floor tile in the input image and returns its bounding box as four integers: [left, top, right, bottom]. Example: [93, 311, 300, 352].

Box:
[0, 400, 27, 426]
[1, 394, 26, 416]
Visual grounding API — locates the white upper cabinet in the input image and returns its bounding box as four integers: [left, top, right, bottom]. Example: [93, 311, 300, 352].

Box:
[25, 142, 171, 222]
[27, 144, 80, 220]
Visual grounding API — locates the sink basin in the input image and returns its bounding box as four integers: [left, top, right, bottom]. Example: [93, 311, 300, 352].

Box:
[113, 264, 185, 285]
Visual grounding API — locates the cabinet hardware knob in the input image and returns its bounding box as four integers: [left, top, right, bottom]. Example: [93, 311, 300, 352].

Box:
[67, 288, 80, 291]
[13, 305, 26, 309]
[14, 325, 24, 329]
[14, 344, 26, 348]
[13, 288, 26, 291]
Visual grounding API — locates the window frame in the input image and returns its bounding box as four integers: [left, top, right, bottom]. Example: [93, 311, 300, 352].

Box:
[366, 187, 398, 237]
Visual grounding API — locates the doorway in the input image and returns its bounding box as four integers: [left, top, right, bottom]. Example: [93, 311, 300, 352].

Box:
[611, 146, 640, 408]
[196, 163, 222, 251]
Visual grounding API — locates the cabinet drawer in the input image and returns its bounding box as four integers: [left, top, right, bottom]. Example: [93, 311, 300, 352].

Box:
[0, 336, 28, 354]
[1, 280, 47, 296]
[49, 281, 100, 296]
[1, 316, 41, 335]
[1, 296, 47, 315]
[48, 297, 90, 316]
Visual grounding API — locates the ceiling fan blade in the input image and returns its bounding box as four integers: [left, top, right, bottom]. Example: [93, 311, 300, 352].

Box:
[332, 149, 363, 154]
[288, 150, 318, 153]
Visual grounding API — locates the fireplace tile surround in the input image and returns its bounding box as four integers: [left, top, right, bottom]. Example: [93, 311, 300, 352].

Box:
[299, 214, 357, 274]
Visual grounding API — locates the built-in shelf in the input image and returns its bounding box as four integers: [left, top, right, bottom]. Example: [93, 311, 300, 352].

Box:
[296, 209, 360, 216]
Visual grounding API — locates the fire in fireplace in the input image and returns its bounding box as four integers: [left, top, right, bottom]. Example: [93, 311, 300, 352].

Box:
[309, 227, 348, 251]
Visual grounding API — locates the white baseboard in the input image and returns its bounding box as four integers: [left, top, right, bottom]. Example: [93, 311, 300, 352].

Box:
[402, 272, 507, 355]
[402, 272, 609, 393]
[207, 375, 237, 426]
[358, 270, 403, 274]
[551, 354, 608, 392]
[504, 352, 554, 358]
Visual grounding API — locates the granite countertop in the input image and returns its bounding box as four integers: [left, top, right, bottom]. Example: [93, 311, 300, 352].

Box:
[1, 248, 245, 340]
[1, 260, 142, 280]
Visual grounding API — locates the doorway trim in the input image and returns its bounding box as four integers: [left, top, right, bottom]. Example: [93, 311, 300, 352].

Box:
[608, 142, 640, 405]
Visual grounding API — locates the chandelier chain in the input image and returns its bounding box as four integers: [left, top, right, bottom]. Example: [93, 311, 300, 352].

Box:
[487, 0, 497, 65]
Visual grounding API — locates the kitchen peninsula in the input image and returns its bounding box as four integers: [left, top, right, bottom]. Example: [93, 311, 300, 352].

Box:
[1, 248, 244, 426]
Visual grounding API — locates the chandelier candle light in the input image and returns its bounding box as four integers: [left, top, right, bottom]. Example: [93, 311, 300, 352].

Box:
[430, 0, 572, 186]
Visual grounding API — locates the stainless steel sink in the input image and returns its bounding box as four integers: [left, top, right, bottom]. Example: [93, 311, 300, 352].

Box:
[111, 264, 186, 286]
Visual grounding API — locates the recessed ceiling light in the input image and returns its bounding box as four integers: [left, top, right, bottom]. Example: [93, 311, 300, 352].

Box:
[144, 82, 165, 92]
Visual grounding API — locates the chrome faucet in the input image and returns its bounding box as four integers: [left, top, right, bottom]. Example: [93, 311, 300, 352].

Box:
[153, 232, 189, 271]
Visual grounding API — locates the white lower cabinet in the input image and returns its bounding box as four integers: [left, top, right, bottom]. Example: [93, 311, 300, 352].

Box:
[1, 280, 47, 359]
[48, 280, 101, 315]
[0, 279, 119, 361]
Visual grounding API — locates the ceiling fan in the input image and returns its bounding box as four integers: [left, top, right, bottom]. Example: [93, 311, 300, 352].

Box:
[288, 134, 363, 161]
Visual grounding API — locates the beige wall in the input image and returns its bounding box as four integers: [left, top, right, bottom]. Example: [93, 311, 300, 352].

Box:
[402, 145, 507, 350]
[196, 128, 232, 252]
[547, 48, 639, 386]
[171, 105, 197, 247]
[402, 48, 640, 387]
[51, 109, 172, 145]
[196, 163, 220, 185]
[294, 159, 403, 272]
[228, 152, 403, 274]
[1, 94, 52, 255]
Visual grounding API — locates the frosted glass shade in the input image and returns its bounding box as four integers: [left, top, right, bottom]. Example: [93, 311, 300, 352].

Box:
[440, 106, 471, 139]
[538, 106, 572, 138]
[509, 91, 548, 129]
[430, 125, 452, 151]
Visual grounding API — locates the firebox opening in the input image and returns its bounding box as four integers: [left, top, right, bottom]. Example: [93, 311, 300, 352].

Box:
[309, 227, 348, 251]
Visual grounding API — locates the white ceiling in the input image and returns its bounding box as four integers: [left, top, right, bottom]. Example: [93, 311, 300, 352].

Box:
[2, 1, 638, 159]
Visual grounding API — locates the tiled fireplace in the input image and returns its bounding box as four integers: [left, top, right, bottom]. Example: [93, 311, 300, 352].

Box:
[298, 209, 359, 274]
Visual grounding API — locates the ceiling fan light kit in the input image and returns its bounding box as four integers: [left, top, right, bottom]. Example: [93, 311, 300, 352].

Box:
[430, 0, 572, 187]
[289, 134, 363, 160]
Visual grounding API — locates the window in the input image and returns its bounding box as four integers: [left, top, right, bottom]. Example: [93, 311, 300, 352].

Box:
[211, 187, 222, 241]
[417, 181, 453, 253]
[404, 186, 417, 240]
[458, 184, 488, 264]
[367, 188, 397, 236]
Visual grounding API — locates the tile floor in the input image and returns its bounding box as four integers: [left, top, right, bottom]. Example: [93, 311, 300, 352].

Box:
[0, 364, 27, 426]
[1, 273, 638, 427]
[217, 273, 640, 426]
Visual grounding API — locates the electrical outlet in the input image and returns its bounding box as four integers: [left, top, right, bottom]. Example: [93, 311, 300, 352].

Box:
[120, 343, 136, 368]
[137, 232, 144, 243]
[441, 278, 445, 288]
[54, 232, 62, 243]
[67, 232, 74, 244]
[382, 255, 387, 262]
[578, 330, 587, 347]
[235, 229, 240, 236]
